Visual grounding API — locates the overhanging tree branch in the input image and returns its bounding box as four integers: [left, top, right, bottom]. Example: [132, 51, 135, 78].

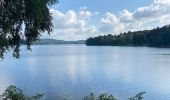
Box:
[0, 0, 58, 58]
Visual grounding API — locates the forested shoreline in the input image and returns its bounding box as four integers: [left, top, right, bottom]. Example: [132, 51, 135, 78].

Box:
[86, 25, 170, 47]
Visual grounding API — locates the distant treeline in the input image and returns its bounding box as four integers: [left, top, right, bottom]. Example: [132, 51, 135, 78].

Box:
[20, 39, 85, 45]
[86, 25, 170, 47]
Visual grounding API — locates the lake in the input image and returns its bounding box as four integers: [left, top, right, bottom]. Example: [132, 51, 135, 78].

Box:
[0, 45, 170, 100]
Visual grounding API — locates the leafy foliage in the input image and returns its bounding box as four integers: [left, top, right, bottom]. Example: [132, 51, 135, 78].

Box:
[0, 85, 44, 100]
[129, 92, 146, 100]
[0, 85, 146, 100]
[84, 93, 117, 100]
[0, 0, 58, 58]
[86, 25, 170, 47]
[84, 92, 146, 100]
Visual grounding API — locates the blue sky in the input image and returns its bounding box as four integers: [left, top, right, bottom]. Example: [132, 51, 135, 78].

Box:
[55, 0, 153, 13]
[43, 0, 170, 40]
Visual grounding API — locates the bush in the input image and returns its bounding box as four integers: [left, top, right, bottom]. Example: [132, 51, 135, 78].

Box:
[0, 85, 44, 100]
[0, 85, 146, 100]
[84, 92, 146, 100]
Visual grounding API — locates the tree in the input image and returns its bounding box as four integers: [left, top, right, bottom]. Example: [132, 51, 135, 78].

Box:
[0, 0, 58, 58]
[84, 92, 146, 100]
[86, 25, 170, 47]
[0, 85, 44, 100]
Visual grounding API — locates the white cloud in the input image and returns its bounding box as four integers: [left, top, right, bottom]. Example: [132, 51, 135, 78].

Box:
[99, 12, 125, 34]
[101, 12, 119, 24]
[50, 9, 78, 29]
[46, 0, 170, 40]
[48, 9, 98, 40]
[79, 10, 92, 19]
[99, 0, 170, 34]
[133, 0, 170, 19]
[120, 10, 134, 22]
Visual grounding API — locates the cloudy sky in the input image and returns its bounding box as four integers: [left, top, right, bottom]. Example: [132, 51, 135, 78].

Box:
[43, 0, 170, 40]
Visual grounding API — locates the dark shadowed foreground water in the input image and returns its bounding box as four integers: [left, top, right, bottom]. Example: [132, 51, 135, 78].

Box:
[0, 45, 170, 100]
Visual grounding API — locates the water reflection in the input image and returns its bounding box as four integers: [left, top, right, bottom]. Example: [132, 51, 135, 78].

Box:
[0, 45, 170, 99]
[0, 74, 12, 94]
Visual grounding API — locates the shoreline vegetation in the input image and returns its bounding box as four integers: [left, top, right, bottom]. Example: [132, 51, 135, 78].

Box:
[86, 25, 170, 47]
[0, 85, 146, 100]
[20, 39, 85, 45]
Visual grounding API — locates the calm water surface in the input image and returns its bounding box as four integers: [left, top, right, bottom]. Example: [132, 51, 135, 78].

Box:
[0, 45, 170, 100]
